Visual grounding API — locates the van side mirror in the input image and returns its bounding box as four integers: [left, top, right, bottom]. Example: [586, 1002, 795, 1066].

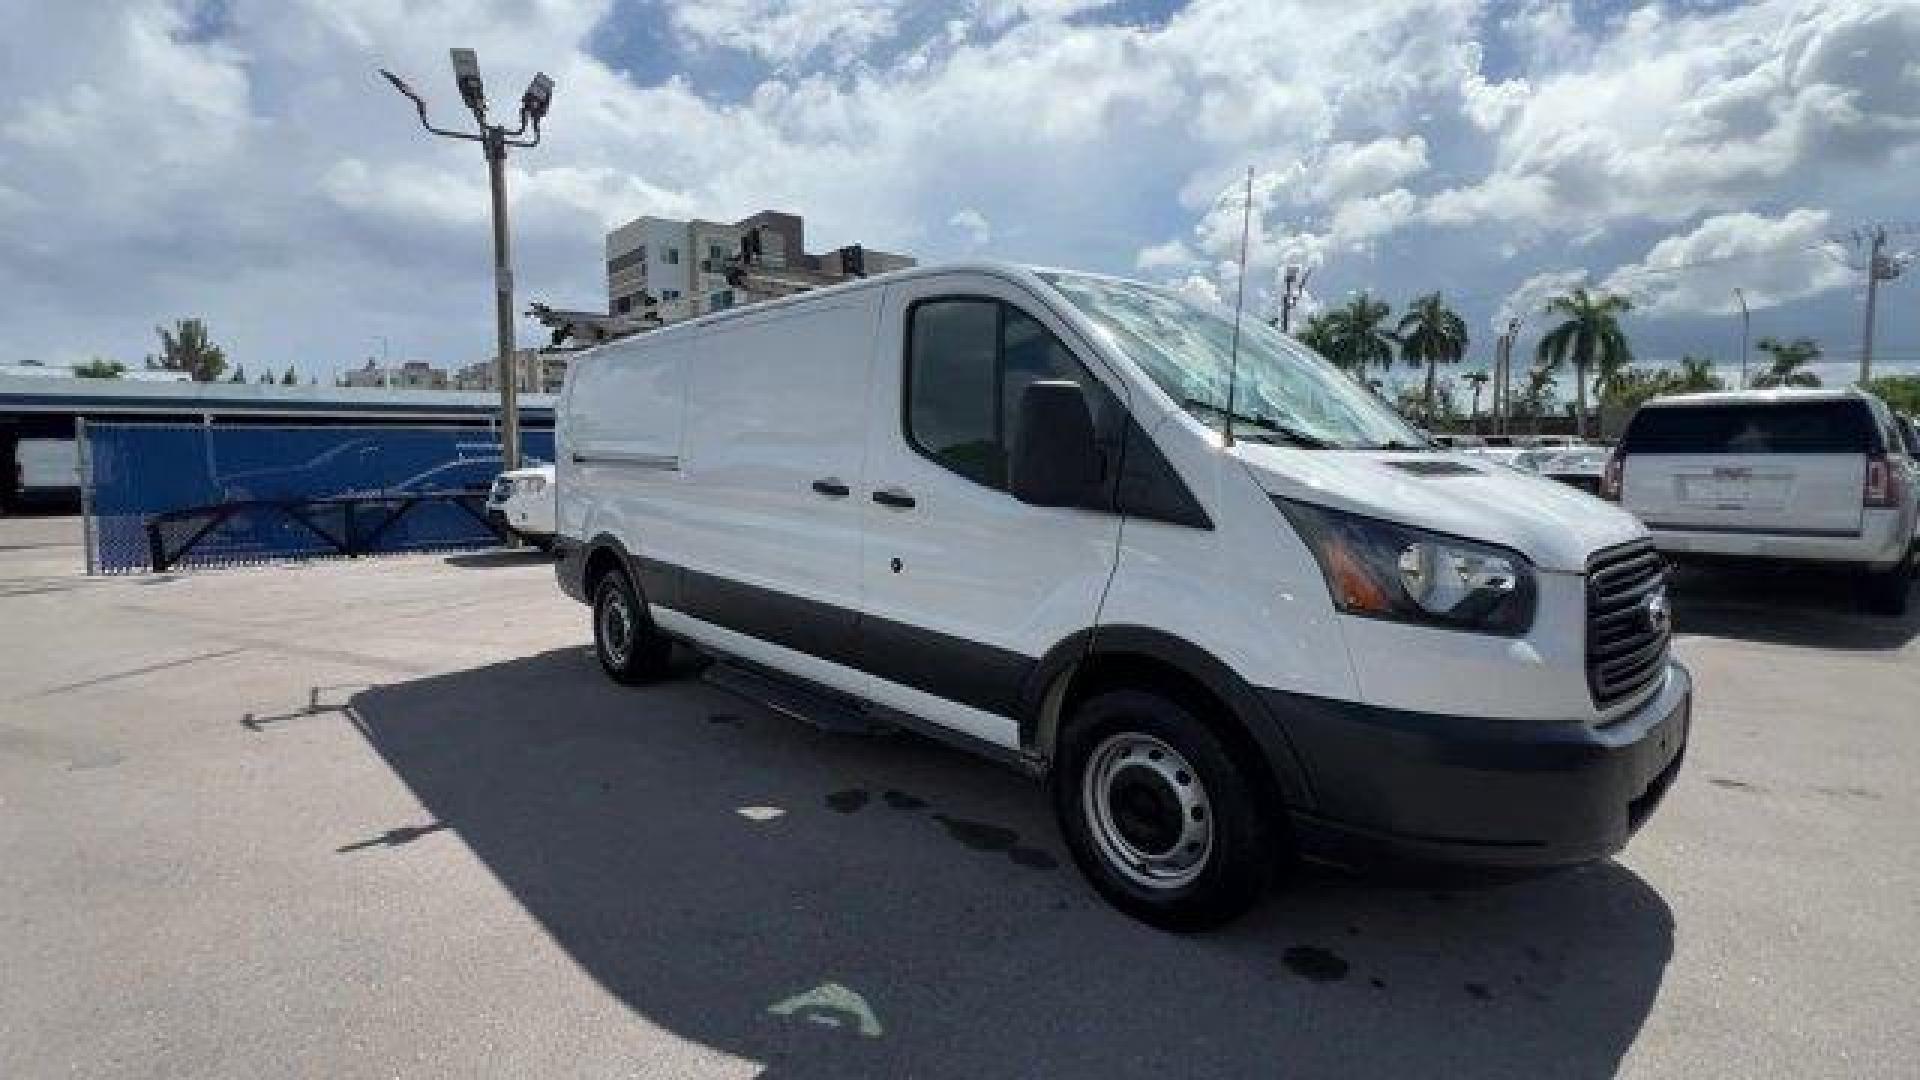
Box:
[1009, 380, 1100, 507]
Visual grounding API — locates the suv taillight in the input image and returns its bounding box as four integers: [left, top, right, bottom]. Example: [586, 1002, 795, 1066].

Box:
[1863, 455, 1896, 508]
[1600, 453, 1625, 501]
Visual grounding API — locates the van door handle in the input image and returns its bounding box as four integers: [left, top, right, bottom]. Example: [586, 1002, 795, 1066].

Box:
[871, 488, 916, 509]
[811, 478, 850, 499]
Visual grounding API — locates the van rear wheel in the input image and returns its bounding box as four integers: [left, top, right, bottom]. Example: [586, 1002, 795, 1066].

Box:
[1053, 689, 1273, 931]
[593, 569, 673, 684]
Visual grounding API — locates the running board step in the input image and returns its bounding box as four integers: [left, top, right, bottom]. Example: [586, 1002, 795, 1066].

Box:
[702, 660, 891, 736]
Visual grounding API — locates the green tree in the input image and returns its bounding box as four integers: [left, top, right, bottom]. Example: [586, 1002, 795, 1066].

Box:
[1865, 375, 1920, 414]
[72, 357, 125, 379]
[1752, 336, 1822, 388]
[1316, 292, 1397, 376]
[1517, 364, 1559, 435]
[1673, 355, 1723, 393]
[1601, 356, 1727, 412]
[148, 318, 228, 382]
[280, 366, 297, 385]
[1536, 288, 1634, 439]
[1395, 291, 1469, 422]
[1295, 310, 1339, 360]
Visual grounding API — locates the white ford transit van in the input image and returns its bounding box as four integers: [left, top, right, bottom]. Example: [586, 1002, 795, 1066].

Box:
[553, 263, 1690, 929]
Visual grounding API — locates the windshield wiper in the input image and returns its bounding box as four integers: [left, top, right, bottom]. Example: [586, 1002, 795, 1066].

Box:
[1182, 398, 1333, 449]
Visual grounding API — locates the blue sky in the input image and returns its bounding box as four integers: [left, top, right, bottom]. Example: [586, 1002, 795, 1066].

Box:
[1, 0, 1915, 393]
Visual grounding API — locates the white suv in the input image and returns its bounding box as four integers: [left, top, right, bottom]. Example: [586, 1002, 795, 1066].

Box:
[486, 465, 556, 550]
[1603, 388, 1918, 615]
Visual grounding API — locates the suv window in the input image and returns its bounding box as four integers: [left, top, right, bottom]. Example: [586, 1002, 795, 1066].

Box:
[1621, 401, 1877, 454]
[906, 298, 1105, 489]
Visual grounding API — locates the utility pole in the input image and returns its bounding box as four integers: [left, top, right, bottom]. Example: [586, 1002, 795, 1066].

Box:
[1492, 317, 1519, 436]
[1278, 264, 1311, 334]
[1733, 288, 1749, 390]
[381, 52, 553, 471]
[1860, 226, 1889, 384]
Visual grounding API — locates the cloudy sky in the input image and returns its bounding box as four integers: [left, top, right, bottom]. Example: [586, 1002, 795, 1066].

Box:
[3, 0, 1916, 390]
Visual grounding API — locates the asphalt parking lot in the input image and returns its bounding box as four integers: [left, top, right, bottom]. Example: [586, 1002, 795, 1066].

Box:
[2, 514, 1915, 1079]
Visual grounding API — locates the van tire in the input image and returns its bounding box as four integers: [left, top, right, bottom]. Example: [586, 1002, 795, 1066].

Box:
[593, 570, 674, 684]
[1860, 567, 1912, 618]
[1053, 689, 1272, 931]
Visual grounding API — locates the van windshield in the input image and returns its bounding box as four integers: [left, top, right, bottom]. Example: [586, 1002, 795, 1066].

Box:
[1040, 272, 1426, 451]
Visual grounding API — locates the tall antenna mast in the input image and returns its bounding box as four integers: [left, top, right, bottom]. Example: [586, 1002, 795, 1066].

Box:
[1223, 165, 1253, 449]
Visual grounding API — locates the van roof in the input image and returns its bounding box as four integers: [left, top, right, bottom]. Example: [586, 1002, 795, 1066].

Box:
[573, 259, 1172, 357]
[1639, 387, 1874, 409]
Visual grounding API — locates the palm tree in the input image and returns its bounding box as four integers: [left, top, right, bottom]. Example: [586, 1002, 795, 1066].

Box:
[1674, 355, 1724, 393]
[1396, 292, 1469, 421]
[1536, 288, 1633, 439]
[1316, 292, 1397, 377]
[1295, 310, 1339, 361]
[1752, 337, 1822, 388]
[1462, 369, 1490, 431]
[148, 318, 228, 383]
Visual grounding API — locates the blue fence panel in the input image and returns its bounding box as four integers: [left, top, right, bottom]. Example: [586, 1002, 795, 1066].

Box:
[83, 424, 554, 573]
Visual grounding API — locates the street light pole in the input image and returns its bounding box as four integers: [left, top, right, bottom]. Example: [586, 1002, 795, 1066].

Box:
[380, 52, 553, 472]
[1733, 288, 1749, 390]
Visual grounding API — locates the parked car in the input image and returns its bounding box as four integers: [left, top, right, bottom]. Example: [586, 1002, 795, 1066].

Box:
[1603, 388, 1919, 615]
[1519, 446, 1610, 495]
[554, 262, 1689, 930]
[486, 464, 556, 549]
[8, 437, 80, 509]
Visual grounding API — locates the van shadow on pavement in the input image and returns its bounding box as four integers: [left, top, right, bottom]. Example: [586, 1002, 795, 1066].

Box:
[1668, 563, 1919, 650]
[346, 648, 1672, 1080]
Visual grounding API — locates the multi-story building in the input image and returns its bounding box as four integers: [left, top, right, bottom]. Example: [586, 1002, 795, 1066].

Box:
[342, 359, 450, 389]
[603, 209, 914, 328]
[452, 349, 568, 394]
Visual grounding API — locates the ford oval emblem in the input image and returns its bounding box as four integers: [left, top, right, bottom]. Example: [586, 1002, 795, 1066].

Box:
[1645, 589, 1670, 633]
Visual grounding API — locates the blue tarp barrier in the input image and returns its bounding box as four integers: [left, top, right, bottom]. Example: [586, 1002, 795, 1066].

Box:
[82, 424, 554, 573]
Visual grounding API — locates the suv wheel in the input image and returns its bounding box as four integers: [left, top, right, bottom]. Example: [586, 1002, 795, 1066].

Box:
[1053, 689, 1275, 931]
[593, 569, 674, 684]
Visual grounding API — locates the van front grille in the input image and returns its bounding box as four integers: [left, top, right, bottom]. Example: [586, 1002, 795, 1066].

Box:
[1586, 540, 1670, 710]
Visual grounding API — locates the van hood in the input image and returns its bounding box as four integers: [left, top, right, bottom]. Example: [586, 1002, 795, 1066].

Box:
[1236, 446, 1645, 573]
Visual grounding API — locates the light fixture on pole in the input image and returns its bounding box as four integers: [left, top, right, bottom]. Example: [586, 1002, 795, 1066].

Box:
[379, 52, 553, 474]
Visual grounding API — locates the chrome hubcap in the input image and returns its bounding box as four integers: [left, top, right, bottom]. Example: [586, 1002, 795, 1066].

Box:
[600, 590, 632, 667]
[1082, 732, 1212, 890]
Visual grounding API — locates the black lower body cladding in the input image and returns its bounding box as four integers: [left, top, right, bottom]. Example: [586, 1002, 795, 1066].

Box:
[1272, 663, 1691, 870]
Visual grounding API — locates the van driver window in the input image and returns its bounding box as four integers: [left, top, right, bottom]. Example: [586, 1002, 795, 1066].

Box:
[907, 298, 1101, 490]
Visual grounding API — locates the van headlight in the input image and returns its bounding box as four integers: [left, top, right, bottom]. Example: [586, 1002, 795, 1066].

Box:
[1274, 498, 1536, 635]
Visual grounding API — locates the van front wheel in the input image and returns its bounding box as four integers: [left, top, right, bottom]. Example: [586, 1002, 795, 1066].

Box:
[1054, 690, 1272, 931]
[593, 570, 673, 684]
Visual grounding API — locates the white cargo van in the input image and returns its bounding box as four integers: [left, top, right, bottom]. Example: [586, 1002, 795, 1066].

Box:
[554, 263, 1689, 929]
[1604, 389, 1919, 616]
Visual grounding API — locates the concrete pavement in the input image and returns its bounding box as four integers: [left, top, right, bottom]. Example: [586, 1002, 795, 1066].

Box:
[1, 516, 1915, 1078]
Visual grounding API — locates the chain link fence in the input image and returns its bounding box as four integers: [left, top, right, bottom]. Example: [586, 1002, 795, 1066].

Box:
[80, 423, 554, 573]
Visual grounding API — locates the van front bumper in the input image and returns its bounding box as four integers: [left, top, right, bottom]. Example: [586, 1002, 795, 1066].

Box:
[1270, 662, 1690, 871]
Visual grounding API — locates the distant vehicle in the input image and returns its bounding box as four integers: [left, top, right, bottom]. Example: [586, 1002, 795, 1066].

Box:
[8, 438, 80, 508]
[1604, 388, 1918, 616]
[486, 465, 555, 549]
[1518, 447, 1610, 495]
[553, 261, 1688, 930]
